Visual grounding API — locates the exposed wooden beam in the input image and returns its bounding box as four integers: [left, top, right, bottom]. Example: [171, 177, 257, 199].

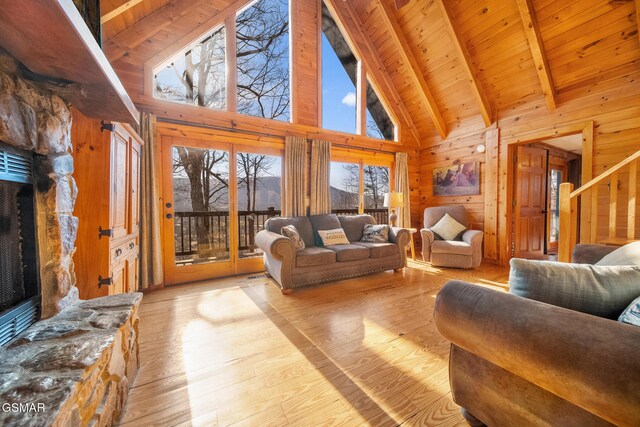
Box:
[372, 0, 447, 139]
[104, 0, 206, 62]
[515, 0, 557, 111]
[433, 0, 492, 127]
[101, 0, 143, 24]
[325, 0, 422, 145]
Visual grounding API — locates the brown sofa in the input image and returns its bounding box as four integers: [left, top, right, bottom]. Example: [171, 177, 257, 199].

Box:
[255, 214, 410, 293]
[434, 244, 640, 426]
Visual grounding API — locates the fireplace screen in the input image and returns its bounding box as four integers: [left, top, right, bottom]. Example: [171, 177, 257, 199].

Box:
[0, 145, 39, 346]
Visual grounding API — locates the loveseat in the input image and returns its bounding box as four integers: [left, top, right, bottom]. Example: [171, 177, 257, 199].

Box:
[255, 214, 410, 293]
[434, 244, 640, 426]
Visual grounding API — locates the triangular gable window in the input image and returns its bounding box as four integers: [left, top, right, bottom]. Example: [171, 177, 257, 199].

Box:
[321, 1, 397, 141]
[154, 27, 227, 110]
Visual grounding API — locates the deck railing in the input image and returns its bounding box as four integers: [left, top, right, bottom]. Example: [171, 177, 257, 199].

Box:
[174, 208, 280, 257]
[558, 149, 640, 261]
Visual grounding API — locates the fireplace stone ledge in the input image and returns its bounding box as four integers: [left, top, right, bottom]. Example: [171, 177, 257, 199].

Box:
[0, 292, 142, 426]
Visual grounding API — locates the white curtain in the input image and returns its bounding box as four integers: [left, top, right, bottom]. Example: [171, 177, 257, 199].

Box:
[284, 136, 307, 217]
[310, 140, 331, 215]
[395, 152, 411, 228]
[139, 112, 164, 290]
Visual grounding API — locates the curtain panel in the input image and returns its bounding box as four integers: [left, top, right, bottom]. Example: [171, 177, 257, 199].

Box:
[395, 152, 411, 228]
[310, 139, 331, 215]
[139, 112, 164, 290]
[284, 136, 307, 217]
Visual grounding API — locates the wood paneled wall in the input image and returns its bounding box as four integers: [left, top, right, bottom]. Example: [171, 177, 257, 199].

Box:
[419, 71, 640, 264]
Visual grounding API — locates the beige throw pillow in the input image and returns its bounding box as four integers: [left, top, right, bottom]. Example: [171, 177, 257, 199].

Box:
[318, 228, 350, 246]
[430, 213, 467, 241]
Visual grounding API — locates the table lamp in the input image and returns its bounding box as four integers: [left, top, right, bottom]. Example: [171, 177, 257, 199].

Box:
[383, 192, 404, 227]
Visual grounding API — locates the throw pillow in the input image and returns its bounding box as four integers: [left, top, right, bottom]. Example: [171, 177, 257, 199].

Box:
[281, 225, 305, 251]
[618, 295, 640, 327]
[595, 241, 640, 266]
[430, 213, 467, 241]
[317, 228, 350, 246]
[509, 258, 640, 319]
[361, 224, 389, 243]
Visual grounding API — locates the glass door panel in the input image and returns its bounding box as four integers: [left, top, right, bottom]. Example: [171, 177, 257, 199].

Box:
[330, 161, 360, 215]
[363, 165, 389, 224]
[547, 168, 562, 253]
[172, 146, 230, 266]
[236, 152, 282, 259]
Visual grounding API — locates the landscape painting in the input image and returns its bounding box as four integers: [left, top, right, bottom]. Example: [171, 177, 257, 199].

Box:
[432, 161, 480, 196]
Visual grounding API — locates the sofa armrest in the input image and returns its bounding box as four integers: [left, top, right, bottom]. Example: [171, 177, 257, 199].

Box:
[434, 280, 640, 427]
[389, 227, 410, 246]
[255, 230, 295, 259]
[420, 228, 435, 262]
[571, 243, 618, 264]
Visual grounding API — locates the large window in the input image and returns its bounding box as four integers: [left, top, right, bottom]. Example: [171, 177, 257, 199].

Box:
[330, 158, 391, 224]
[154, 0, 290, 120]
[155, 27, 227, 109]
[321, 2, 397, 141]
[236, 0, 290, 121]
[236, 152, 282, 258]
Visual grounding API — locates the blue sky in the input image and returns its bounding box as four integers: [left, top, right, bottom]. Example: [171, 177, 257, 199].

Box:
[321, 33, 357, 135]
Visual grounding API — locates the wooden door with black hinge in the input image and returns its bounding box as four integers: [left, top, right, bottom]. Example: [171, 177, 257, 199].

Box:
[514, 146, 547, 259]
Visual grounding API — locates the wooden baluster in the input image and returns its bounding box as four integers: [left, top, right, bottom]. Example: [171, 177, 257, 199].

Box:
[628, 160, 637, 240]
[590, 184, 598, 244]
[609, 172, 618, 241]
[559, 182, 576, 262]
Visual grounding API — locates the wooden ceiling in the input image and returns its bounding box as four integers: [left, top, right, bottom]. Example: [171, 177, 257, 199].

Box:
[101, 0, 640, 141]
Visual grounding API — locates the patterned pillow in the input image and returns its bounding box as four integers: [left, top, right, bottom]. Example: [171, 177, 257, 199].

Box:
[361, 224, 389, 243]
[619, 295, 640, 327]
[281, 225, 305, 251]
[430, 213, 467, 241]
[317, 228, 350, 246]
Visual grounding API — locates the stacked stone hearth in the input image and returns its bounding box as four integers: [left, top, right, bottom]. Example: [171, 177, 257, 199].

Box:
[0, 52, 141, 426]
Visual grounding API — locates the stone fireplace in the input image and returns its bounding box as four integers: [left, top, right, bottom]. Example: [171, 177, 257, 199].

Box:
[0, 53, 141, 425]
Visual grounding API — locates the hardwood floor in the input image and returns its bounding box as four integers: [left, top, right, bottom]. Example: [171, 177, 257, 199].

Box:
[120, 260, 509, 426]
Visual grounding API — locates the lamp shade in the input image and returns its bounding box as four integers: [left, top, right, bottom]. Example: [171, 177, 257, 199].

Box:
[383, 192, 404, 208]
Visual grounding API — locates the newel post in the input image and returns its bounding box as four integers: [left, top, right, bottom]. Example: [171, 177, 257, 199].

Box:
[559, 182, 577, 262]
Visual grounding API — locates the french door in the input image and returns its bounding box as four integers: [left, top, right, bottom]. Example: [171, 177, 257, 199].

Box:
[161, 135, 283, 286]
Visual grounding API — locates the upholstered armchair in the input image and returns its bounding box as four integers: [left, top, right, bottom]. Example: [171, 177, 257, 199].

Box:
[421, 206, 483, 268]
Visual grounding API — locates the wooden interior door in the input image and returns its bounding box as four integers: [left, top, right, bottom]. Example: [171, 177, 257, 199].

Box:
[514, 146, 547, 259]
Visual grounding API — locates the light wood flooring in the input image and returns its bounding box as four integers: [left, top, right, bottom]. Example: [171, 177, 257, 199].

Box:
[120, 260, 509, 426]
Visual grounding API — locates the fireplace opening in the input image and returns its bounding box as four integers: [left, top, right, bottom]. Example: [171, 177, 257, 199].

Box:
[0, 143, 40, 346]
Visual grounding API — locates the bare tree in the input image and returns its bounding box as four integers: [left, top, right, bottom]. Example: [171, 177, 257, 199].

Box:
[236, 153, 276, 212]
[363, 166, 389, 209]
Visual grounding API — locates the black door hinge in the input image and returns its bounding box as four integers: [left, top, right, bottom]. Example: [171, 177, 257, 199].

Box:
[100, 120, 115, 133]
[98, 226, 112, 239]
[98, 275, 113, 288]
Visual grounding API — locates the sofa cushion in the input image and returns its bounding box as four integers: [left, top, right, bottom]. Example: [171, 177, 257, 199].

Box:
[431, 240, 473, 256]
[296, 247, 336, 268]
[265, 217, 314, 248]
[354, 242, 397, 258]
[430, 213, 467, 241]
[326, 244, 370, 262]
[618, 295, 640, 327]
[509, 258, 640, 319]
[309, 214, 341, 246]
[595, 241, 640, 266]
[318, 228, 350, 246]
[339, 215, 376, 242]
[281, 225, 305, 251]
[361, 224, 389, 243]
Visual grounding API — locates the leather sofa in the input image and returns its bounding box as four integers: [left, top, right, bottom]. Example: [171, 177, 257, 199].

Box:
[255, 214, 410, 293]
[433, 244, 640, 426]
